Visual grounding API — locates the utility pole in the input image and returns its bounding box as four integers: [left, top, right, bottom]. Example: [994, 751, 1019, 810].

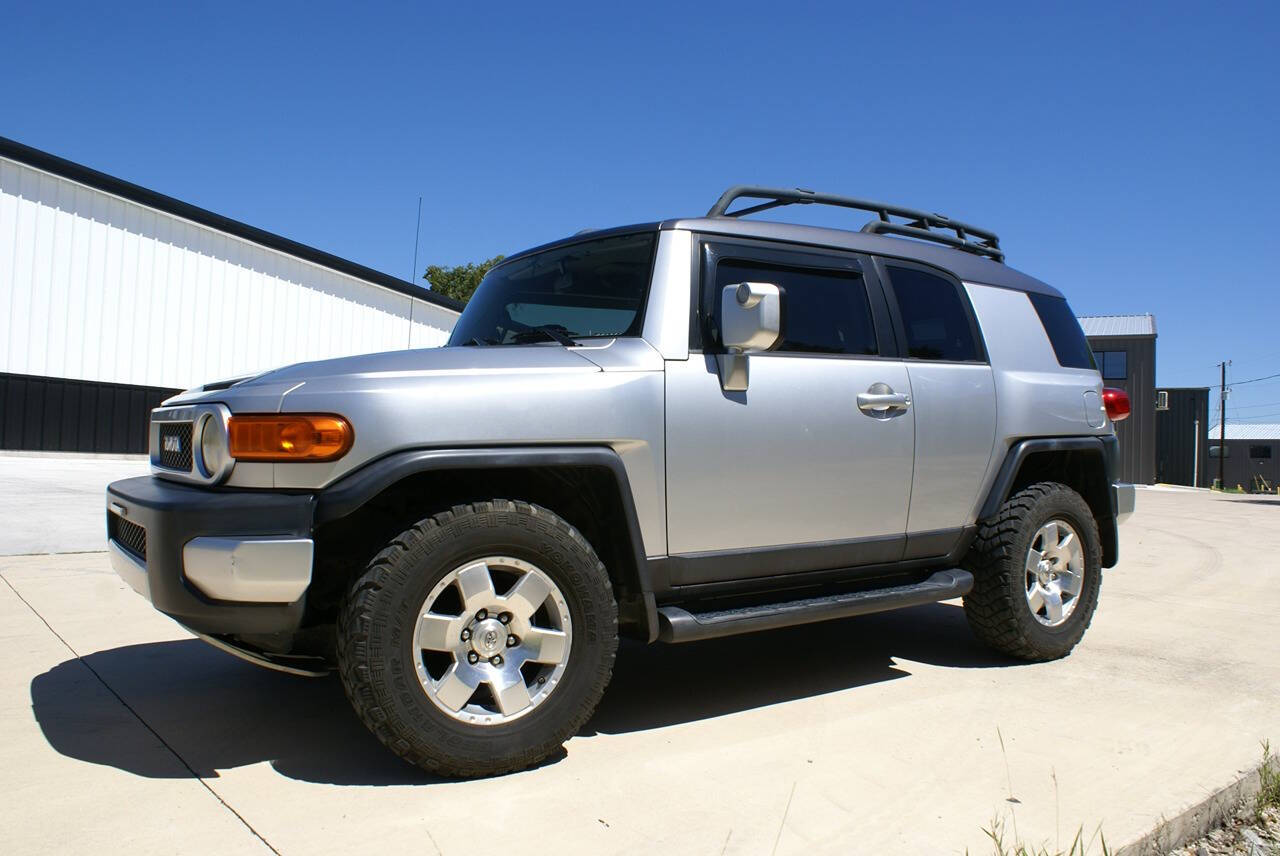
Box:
[1217, 360, 1230, 489]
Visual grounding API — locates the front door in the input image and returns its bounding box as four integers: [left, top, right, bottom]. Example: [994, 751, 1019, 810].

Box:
[664, 240, 915, 585]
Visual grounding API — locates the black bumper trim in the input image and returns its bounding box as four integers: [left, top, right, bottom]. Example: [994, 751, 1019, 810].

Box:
[105, 476, 315, 637]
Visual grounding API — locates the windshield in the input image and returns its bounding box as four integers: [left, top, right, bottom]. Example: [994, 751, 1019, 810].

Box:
[447, 231, 657, 346]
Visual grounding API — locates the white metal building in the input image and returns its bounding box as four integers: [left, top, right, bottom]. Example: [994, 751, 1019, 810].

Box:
[1, 137, 461, 453]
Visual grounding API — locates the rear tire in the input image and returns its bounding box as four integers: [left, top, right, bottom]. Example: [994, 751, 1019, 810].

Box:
[962, 482, 1102, 661]
[337, 500, 618, 777]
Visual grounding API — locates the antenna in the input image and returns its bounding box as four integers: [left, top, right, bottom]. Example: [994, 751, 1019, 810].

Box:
[411, 196, 423, 282]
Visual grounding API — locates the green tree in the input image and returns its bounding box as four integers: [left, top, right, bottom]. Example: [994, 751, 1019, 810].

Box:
[423, 255, 505, 304]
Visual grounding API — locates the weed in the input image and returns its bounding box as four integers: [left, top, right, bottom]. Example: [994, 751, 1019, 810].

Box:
[1258, 739, 1280, 819]
[972, 815, 1110, 856]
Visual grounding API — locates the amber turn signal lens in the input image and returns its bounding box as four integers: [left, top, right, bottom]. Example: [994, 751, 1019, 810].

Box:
[227, 414, 353, 462]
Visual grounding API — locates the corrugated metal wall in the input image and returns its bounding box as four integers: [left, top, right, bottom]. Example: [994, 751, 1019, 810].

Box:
[1086, 334, 1157, 484]
[1155, 387, 1209, 487]
[1, 372, 179, 453]
[0, 156, 458, 392]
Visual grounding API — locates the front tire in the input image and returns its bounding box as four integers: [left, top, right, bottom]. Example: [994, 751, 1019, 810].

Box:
[962, 482, 1102, 661]
[337, 500, 618, 777]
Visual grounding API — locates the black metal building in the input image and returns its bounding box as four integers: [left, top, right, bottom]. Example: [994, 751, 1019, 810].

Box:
[1206, 424, 1280, 492]
[1080, 315, 1157, 485]
[1155, 387, 1210, 487]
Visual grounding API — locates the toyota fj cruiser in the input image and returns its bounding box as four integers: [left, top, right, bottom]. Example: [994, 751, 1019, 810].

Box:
[106, 186, 1136, 777]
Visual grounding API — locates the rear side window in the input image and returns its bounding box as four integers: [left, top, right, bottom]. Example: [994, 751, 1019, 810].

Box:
[711, 260, 878, 355]
[1028, 293, 1096, 370]
[884, 266, 980, 361]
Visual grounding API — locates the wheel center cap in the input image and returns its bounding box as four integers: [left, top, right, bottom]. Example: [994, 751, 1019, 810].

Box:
[470, 618, 506, 658]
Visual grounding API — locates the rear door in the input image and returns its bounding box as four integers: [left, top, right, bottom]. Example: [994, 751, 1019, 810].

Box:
[663, 238, 916, 585]
[875, 259, 996, 557]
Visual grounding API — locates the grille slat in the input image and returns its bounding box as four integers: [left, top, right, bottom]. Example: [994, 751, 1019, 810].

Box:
[108, 512, 147, 562]
[157, 422, 194, 471]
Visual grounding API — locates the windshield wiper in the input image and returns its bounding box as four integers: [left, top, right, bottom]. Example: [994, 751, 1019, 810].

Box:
[510, 325, 579, 346]
[461, 336, 497, 346]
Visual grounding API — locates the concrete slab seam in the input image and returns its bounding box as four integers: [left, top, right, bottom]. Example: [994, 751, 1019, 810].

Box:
[0, 570, 283, 856]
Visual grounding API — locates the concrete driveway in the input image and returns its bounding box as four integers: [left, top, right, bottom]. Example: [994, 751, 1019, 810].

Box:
[1, 470, 1278, 854]
[0, 453, 148, 555]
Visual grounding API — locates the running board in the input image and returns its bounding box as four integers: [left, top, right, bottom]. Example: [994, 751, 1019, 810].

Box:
[656, 569, 973, 643]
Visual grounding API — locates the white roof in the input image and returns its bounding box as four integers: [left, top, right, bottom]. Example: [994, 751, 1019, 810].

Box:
[1207, 424, 1280, 441]
[1077, 314, 1157, 337]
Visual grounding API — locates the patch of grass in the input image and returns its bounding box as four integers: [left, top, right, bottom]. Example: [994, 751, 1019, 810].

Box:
[1258, 740, 1280, 820]
[974, 815, 1111, 856]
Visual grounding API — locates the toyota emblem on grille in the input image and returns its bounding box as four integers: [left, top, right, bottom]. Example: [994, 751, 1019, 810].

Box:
[163, 435, 183, 453]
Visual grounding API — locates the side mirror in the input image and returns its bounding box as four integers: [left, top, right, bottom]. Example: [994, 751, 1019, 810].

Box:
[718, 282, 782, 391]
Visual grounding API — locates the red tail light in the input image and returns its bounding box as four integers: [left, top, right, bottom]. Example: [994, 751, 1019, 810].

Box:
[1102, 388, 1130, 422]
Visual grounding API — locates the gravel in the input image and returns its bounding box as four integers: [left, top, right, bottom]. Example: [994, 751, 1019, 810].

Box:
[1169, 805, 1280, 856]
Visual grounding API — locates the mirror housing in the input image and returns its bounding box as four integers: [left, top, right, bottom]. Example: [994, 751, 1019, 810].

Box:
[718, 282, 782, 391]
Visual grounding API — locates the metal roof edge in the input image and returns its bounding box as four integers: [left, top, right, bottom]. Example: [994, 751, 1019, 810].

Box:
[0, 136, 464, 314]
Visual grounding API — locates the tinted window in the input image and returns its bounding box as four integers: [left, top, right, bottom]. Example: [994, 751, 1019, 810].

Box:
[448, 232, 655, 346]
[885, 266, 980, 361]
[1251, 445, 1273, 459]
[1210, 445, 1229, 459]
[1096, 350, 1128, 380]
[1028, 293, 1095, 369]
[710, 260, 877, 355]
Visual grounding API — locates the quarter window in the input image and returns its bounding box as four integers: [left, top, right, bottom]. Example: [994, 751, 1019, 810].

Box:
[885, 266, 980, 361]
[1251, 445, 1273, 459]
[1028, 293, 1095, 369]
[711, 259, 878, 356]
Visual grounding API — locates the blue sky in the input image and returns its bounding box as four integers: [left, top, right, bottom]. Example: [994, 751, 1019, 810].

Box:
[5, 1, 1278, 417]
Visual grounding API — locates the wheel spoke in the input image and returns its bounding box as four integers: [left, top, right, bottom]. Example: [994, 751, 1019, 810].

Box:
[1027, 584, 1046, 615]
[521, 627, 568, 664]
[1058, 569, 1083, 597]
[417, 613, 461, 652]
[1025, 547, 1044, 576]
[433, 664, 481, 711]
[1036, 521, 1059, 551]
[1042, 587, 1065, 623]
[492, 673, 532, 716]
[1056, 530, 1077, 559]
[455, 561, 497, 611]
[503, 572, 551, 621]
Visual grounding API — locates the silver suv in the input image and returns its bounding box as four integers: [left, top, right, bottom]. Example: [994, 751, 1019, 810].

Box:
[107, 186, 1136, 777]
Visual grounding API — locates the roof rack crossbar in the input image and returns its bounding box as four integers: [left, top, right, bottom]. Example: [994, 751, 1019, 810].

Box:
[706, 185, 1004, 262]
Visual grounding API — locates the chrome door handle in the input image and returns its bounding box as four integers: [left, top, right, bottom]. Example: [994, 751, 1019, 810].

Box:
[857, 386, 911, 416]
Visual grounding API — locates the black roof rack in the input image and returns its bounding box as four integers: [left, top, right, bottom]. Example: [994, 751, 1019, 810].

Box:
[706, 185, 1004, 263]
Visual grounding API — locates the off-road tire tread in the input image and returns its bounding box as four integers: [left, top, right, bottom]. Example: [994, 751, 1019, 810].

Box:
[962, 482, 1101, 661]
[336, 500, 618, 777]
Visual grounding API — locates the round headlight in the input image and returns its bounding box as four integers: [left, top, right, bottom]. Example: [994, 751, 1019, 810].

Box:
[198, 412, 231, 480]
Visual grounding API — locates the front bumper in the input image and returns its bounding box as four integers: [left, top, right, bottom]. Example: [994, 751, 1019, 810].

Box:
[1114, 482, 1136, 525]
[105, 476, 315, 637]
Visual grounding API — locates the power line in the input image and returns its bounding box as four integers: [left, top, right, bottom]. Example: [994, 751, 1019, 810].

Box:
[1209, 370, 1280, 389]
[1228, 400, 1280, 411]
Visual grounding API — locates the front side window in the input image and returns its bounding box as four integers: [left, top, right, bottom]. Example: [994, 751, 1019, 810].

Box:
[1095, 350, 1128, 380]
[885, 266, 980, 361]
[707, 259, 878, 355]
[448, 232, 656, 346]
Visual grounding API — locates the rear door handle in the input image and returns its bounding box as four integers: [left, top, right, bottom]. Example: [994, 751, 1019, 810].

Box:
[857, 385, 911, 416]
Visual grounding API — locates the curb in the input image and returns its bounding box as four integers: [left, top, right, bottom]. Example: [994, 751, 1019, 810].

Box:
[1118, 764, 1264, 855]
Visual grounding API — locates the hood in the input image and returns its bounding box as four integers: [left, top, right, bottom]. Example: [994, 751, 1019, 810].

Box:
[236, 343, 603, 387]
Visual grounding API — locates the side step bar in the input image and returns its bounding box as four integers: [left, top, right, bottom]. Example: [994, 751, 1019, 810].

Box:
[656, 569, 973, 643]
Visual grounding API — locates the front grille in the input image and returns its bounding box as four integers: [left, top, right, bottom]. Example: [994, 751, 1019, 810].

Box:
[108, 512, 147, 562]
[157, 422, 194, 471]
